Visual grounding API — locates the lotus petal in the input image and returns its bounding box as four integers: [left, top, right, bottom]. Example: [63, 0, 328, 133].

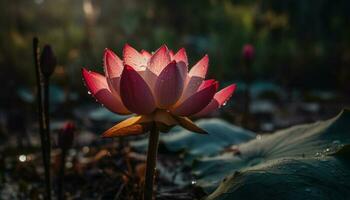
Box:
[194, 84, 236, 117]
[173, 48, 188, 66]
[173, 115, 208, 134]
[154, 61, 185, 108]
[102, 115, 153, 137]
[179, 55, 209, 102]
[123, 44, 147, 70]
[189, 54, 209, 78]
[171, 80, 218, 116]
[103, 49, 123, 94]
[120, 65, 156, 114]
[140, 49, 152, 59]
[82, 68, 130, 114]
[169, 50, 174, 58]
[148, 45, 171, 75]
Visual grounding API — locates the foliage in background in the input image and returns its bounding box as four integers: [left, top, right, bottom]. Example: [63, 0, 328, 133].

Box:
[1, 0, 350, 104]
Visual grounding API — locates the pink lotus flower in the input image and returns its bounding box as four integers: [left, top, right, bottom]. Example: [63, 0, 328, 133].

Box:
[82, 44, 236, 137]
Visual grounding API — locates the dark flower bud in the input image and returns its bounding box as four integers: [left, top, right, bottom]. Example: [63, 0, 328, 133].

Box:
[58, 121, 75, 149]
[40, 45, 57, 77]
[242, 44, 255, 61]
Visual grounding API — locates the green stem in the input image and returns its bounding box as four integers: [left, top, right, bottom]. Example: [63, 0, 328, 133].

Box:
[43, 77, 52, 200]
[33, 38, 51, 200]
[143, 123, 160, 200]
[58, 148, 66, 200]
[242, 59, 251, 127]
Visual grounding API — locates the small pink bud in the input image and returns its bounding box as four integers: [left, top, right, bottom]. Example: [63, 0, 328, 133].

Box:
[58, 121, 75, 149]
[242, 44, 255, 61]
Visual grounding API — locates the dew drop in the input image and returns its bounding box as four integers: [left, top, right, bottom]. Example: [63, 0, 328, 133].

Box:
[319, 157, 328, 162]
[69, 149, 77, 156]
[332, 140, 340, 145]
[87, 91, 91, 95]
[222, 101, 227, 106]
[82, 146, 90, 154]
[191, 180, 197, 185]
[65, 162, 73, 168]
[18, 155, 27, 162]
[331, 140, 343, 151]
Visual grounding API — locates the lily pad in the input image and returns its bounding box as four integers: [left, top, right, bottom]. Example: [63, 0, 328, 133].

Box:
[206, 147, 350, 200]
[193, 109, 350, 199]
[131, 118, 255, 164]
[162, 119, 255, 158]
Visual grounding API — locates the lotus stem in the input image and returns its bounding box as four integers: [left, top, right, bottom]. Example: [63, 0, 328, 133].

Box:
[43, 70, 52, 200]
[143, 123, 160, 200]
[57, 148, 67, 200]
[33, 37, 51, 200]
[242, 59, 251, 127]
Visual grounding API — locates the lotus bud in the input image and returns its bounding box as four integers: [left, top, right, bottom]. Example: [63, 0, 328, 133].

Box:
[58, 122, 75, 150]
[242, 44, 255, 61]
[40, 45, 57, 78]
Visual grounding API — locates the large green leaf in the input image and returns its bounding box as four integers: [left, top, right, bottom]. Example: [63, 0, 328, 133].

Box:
[206, 149, 350, 200]
[161, 119, 254, 159]
[131, 118, 255, 164]
[195, 109, 350, 199]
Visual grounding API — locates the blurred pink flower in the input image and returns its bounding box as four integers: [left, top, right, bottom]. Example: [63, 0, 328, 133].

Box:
[242, 44, 255, 61]
[58, 121, 75, 149]
[82, 44, 236, 137]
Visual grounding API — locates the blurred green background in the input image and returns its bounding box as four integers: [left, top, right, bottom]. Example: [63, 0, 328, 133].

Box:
[1, 0, 350, 131]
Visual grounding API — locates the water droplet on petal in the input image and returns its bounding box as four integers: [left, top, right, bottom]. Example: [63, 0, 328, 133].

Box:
[140, 65, 146, 70]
